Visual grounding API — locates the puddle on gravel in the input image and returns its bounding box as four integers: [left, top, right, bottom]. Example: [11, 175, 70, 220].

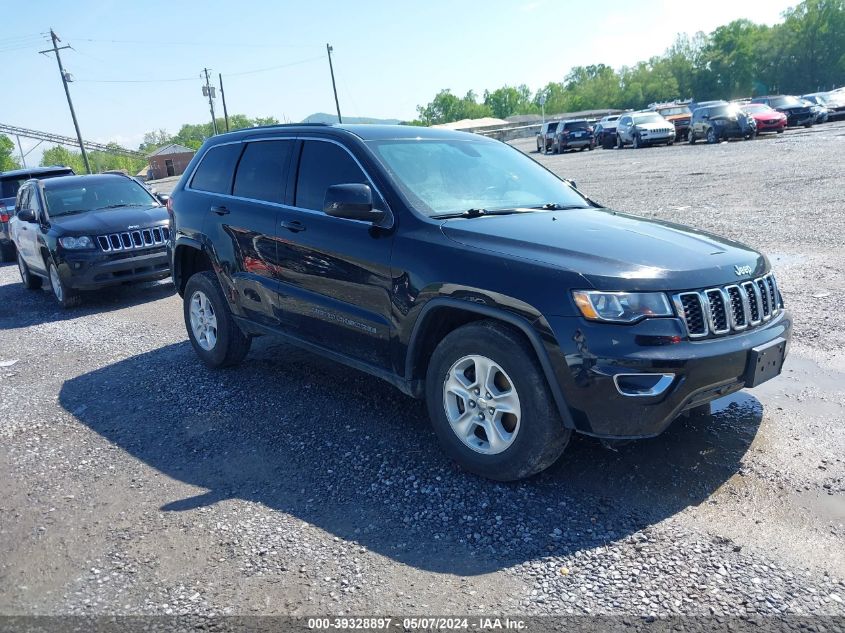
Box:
[791, 489, 845, 525]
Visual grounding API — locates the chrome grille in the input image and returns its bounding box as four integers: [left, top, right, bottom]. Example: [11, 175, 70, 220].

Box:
[673, 273, 781, 339]
[96, 226, 169, 252]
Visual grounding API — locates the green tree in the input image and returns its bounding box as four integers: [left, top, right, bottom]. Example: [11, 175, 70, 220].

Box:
[483, 85, 536, 118]
[1, 135, 21, 171]
[415, 89, 493, 125]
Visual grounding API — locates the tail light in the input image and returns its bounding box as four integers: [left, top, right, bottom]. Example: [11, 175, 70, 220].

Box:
[0, 213, 9, 223]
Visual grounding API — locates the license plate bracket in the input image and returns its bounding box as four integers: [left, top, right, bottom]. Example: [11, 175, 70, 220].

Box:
[744, 338, 786, 387]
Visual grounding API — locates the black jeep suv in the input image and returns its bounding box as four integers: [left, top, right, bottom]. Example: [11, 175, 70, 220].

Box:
[11, 174, 170, 307]
[168, 124, 791, 481]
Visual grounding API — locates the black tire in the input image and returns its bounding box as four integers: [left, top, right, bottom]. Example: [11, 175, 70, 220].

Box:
[776, 129, 784, 134]
[804, 122, 813, 128]
[552, 141, 559, 155]
[632, 133, 642, 149]
[602, 134, 614, 149]
[616, 134, 624, 149]
[17, 252, 42, 290]
[425, 320, 571, 481]
[183, 271, 251, 368]
[48, 261, 81, 309]
[1, 241, 15, 263]
[688, 129, 696, 144]
[706, 128, 717, 144]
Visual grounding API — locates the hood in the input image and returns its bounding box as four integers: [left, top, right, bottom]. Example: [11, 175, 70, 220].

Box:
[440, 209, 767, 291]
[50, 205, 168, 235]
[750, 111, 785, 121]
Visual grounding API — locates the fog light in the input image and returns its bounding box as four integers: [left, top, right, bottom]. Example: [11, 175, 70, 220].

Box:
[613, 373, 675, 397]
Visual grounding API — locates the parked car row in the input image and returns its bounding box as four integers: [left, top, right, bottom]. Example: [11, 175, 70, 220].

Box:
[534, 87, 844, 156]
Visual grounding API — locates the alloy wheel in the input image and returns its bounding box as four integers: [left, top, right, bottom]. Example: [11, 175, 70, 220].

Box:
[189, 290, 219, 351]
[49, 264, 63, 302]
[442, 354, 521, 455]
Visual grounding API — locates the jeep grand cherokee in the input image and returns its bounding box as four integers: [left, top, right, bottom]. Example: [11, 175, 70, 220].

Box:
[168, 124, 791, 481]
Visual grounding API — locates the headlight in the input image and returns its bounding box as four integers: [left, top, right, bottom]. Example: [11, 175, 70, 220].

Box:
[572, 291, 673, 323]
[58, 236, 94, 249]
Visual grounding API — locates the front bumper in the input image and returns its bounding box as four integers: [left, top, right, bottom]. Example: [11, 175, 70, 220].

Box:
[57, 246, 171, 290]
[640, 132, 675, 144]
[542, 311, 792, 439]
[785, 112, 814, 126]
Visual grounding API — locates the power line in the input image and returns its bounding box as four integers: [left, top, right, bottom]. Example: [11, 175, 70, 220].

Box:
[65, 36, 321, 49]
[73, 55, 323, 84]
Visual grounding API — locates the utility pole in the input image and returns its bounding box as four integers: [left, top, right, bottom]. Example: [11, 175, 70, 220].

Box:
[218, 73, 230, 132]
[16, 136, 26, 169]
[326, 43, 342, 124]
[40, 29, 91, 173]
[202, 68, 218, 135]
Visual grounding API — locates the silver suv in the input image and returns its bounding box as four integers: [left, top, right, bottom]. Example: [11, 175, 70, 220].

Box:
[616, 112, 675, 149]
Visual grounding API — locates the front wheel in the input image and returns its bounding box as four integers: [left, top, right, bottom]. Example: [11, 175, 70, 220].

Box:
[616, 134, 624, 149]
[776, 129, 784, 134]
[425, 320, 571, 481]
[48, 261, 81, 309]
[688, 129, 696, 144]
[17, 252, 42, 290]
[706, 128, 717, 144]
[184, 271, 252, 368]
[632, 133, 642, 149]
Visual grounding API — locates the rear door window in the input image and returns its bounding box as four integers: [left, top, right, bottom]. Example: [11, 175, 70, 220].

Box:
[294, 141, 369, 212]
[232, 140, 294, 204]
[190, 144, 242, 194]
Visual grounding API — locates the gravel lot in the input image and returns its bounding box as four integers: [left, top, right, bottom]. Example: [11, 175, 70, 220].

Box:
[1, 122, 843, 623]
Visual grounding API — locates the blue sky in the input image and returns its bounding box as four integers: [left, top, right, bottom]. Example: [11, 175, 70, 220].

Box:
[2, 0, 795, 161]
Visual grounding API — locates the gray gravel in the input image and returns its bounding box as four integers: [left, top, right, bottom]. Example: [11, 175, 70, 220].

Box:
[0, 122, 843, 620]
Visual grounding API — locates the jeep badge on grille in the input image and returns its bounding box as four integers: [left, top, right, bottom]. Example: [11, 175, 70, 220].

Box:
[734, 264, 753, 276]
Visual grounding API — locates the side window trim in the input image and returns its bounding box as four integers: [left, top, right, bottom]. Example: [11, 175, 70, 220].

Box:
[186, 140, 243, 194]
[183, 134, 392, 225]
[289, 136, 391, 220]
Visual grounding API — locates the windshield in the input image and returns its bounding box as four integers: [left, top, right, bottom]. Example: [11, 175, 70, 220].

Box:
[43, 178, 158, 217]
[769, 96, 802, 108]
[368, 139, 590, 217]
[656, 106, 690, 116]
[709, 104, 745, 117]
[632, 113, 664, 124]
[742, 104, 771, 114]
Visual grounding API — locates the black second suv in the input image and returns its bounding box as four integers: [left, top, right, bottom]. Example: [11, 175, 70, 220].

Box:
[10, 174, 170, 307]
[688, 103, 757, 144]
[1, 166, 74, 262]
[169, 124, 791, 481]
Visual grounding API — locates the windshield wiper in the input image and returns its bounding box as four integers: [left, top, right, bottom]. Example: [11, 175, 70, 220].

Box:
[431, 208, 489, 219]
[96, 204, 133, 210]
[55, 209, 90, 216]
[530, 203, 590, 211]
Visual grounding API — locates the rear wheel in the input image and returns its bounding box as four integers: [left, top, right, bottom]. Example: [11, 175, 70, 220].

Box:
[425, 320, 571, 481]
[48, 261, 81, 309]
[17, 252, 42, 290]
[184, 271, 252, 368]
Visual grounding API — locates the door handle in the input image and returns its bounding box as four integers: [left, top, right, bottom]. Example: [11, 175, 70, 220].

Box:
[281, 220, 306, 233]
[211, 205, 229, 216]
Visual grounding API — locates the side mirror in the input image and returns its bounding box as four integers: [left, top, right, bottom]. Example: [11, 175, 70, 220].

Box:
[155, 192, 170, 205]
[17, 208, 36, 223]
[323, 184, 384, 223]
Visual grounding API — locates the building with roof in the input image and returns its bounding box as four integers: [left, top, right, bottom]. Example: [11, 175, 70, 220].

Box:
[147, 143, 195, 180]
